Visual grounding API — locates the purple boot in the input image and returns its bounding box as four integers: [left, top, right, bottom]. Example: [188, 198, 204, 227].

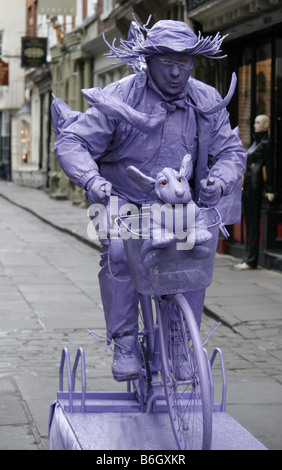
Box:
[112, 335, 142, 382]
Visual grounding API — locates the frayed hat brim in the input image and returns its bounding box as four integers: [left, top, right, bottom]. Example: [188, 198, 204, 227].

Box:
[103, 17, 228, 73]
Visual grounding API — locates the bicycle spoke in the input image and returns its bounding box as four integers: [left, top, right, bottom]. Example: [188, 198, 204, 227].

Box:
[158, 294, 212, 450]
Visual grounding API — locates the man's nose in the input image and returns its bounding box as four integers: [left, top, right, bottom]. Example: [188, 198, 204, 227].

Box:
[170, 64, 181, 77]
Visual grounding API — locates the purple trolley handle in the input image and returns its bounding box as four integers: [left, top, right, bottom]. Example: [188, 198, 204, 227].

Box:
[59, 347, 73, 412]
[71, 347, 87, 413]
[210, 347, 227, 412]
[59, 347, 87, 413]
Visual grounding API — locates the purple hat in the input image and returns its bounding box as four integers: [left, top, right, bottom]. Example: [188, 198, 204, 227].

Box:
[103, 16, 228, 72]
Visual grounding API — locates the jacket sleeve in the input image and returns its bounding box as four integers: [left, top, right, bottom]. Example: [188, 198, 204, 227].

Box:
[53, 104, 117, 189]
[207, 97, 247, 197]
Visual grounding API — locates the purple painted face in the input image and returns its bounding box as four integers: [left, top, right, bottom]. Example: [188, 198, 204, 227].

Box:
[146, 53, 194, 96]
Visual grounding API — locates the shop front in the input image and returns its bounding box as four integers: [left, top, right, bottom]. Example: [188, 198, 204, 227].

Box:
[224, 23, 282, 269]
[187, 0, 282, 269]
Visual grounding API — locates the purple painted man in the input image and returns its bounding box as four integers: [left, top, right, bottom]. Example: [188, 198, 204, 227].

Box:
[51, 18, 246, 381]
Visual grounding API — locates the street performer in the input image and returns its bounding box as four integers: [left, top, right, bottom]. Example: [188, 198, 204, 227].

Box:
[51, 17, 246, 381]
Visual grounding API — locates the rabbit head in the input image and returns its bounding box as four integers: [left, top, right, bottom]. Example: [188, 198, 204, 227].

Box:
[127, 154, 194, 204]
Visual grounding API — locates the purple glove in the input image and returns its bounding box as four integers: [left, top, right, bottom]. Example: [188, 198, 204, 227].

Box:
[199, 177, 223, 207]
[85, 177, 112, 205]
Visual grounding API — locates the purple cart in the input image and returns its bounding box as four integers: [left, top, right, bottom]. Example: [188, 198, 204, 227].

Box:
[49, 346, 267, 450]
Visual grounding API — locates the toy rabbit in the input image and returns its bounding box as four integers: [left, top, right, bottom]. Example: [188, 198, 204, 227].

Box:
[127, 154, 212, 248]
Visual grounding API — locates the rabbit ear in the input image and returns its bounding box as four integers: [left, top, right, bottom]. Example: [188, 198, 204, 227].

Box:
[178, 153, 193, 180]
[127, 166, 156, 192]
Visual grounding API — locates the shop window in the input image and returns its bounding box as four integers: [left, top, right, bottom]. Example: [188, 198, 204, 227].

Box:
[20, 120, 31, 165]
[238, 47, 252, 149]
[256, 43, 272, 118]
[275, 37, 282, 196]
[237, 40, 272, 149]
[227, 28, 282, 251]
[101, 0, 113, 20]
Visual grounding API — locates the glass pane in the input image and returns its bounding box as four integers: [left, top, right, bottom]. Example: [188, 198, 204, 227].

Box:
[238, 47, 252, 149]
[275, 37, 282, 195]
[256, 42, 272, 118]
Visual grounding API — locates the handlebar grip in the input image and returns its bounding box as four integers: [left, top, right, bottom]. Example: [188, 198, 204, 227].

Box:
[207, 177, 215, 186]
[197, 176, 215, 207]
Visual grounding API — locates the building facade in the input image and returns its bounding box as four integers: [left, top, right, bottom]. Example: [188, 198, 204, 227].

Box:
[6, 0, 98, 190]
[0, 0, 26, 181]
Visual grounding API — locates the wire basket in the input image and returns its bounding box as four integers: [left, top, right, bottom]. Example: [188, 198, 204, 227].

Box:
[118, 207, 221, 296]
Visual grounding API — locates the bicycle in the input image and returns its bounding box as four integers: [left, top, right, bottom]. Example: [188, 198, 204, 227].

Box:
[115, 206, 222, 451]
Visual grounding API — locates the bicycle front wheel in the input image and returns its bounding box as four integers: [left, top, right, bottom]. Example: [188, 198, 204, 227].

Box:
[157, 293, 212, 450]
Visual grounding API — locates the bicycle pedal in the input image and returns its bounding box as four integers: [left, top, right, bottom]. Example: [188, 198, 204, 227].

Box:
[113, 372, 142, 382]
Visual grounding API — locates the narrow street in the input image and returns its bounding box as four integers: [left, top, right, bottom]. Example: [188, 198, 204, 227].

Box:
[0, 196, 123, 450]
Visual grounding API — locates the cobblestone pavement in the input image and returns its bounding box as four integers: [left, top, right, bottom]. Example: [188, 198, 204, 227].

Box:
[0, 184, 281, 450]
[0, 196, 120, 450]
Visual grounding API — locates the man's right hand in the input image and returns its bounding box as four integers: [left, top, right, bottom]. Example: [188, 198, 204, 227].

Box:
[86, 177, 112, 205]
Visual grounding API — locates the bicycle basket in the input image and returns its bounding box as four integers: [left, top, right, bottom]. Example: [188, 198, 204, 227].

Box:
[118, 207, 221, 296]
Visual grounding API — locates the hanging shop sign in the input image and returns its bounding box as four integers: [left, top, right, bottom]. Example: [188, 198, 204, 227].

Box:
[21, 37, 47, 68]
[0, 59, 9, 86]
[38, 0, 76, 16]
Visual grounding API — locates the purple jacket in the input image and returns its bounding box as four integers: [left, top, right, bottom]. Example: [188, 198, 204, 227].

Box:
[52, 72, 246, 224]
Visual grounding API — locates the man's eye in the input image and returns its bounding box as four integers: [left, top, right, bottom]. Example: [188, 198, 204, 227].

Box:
[161, 180, 167, 186]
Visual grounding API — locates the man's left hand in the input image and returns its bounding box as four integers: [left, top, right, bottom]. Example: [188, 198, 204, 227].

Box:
[199, 178, 223, 206]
